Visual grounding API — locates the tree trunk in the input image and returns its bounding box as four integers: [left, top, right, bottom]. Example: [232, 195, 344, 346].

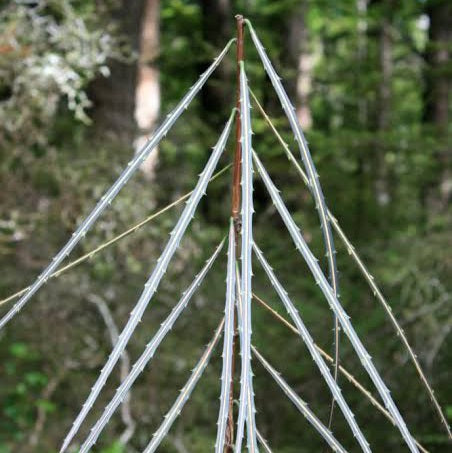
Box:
[284, 0, 313, 129]
[373, 0, 392, 206]
[89, 0, 146, 142]
[353, 0, 369, 237]
[134, 0, 160, 179]
[424, 0, 452, 212]
[199, 0, 233, 126]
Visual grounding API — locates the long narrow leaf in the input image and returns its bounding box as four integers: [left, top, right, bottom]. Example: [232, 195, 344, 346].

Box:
[245, 21, 341, 410]
[250, 89, 450, 440]
[252, 346, 347, 453]
[252, 292, 430, 453]
[60, 110, 236, 453]
[253, 243, 370, 452]
[235, 265, 260, 453]
[235, 61, 258, 453]
[0, 39, 235, 333]
[143, 318, 225, 453]
[245, 21, 337, 292]
[215, 220, 236, 453]
[78, 240, 225, 453]
[253, 151, 419, 453]
[256, 429, 272, 453]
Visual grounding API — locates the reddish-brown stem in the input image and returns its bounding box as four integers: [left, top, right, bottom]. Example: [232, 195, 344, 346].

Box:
[224, 14, 244, 453]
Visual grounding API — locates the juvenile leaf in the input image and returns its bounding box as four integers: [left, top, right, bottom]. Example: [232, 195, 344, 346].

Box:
[253, 243, 370, 452]
[253, 292, 430, 453]
[235, 61, 259, 453]
[235, 267, 260, 453]
[252, 346, 347, 453]
[215, 220, 236, 453]
[60, 110, 235, 453]
[253, 151, 419, 453]
[256, 429, 272, 453]
[245, 21, 341, 411]
[143, 319, 225, 453]
[78, 240, 225, 453]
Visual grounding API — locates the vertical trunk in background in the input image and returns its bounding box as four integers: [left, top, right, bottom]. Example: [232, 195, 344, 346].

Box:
[89, 0, 146, 142]
[356, 0, 368, 128]
[424, 0, 451, 212]
[373, 0, 392, 207]
[199, 0, 233, 126]
[353, 0, 369, 237]
[284, 0, 312, 129]
[377, 10, 391, 132]
[134, 0, 161, 179]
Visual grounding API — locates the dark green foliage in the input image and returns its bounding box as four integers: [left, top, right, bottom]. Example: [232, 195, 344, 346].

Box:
[0, 0, 450, 451]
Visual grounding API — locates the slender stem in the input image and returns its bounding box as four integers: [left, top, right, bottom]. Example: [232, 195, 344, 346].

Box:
[225, 14, 245, 453]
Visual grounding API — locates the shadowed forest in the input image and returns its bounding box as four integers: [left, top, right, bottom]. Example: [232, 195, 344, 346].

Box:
[0, 1, 451, 452]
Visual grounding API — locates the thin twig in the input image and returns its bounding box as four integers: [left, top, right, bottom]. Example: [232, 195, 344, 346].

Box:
[28, 370, 66, 449]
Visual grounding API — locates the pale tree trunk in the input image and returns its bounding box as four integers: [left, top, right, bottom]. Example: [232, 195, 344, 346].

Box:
[285, 0, 313, 129]
[134, 0, 160, 179]
[424, 0, 452, 212]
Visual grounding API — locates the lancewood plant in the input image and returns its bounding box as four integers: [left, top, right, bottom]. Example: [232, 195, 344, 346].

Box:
[249, 89, 450, 440]
[251, 292, 430, 453]
[1, 16, 449, 453]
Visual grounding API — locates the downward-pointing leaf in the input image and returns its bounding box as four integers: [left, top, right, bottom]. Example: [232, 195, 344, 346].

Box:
[60, 109, 235, 453]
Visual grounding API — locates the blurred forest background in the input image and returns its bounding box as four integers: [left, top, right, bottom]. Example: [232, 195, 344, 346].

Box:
[0, 0, 451, 452]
